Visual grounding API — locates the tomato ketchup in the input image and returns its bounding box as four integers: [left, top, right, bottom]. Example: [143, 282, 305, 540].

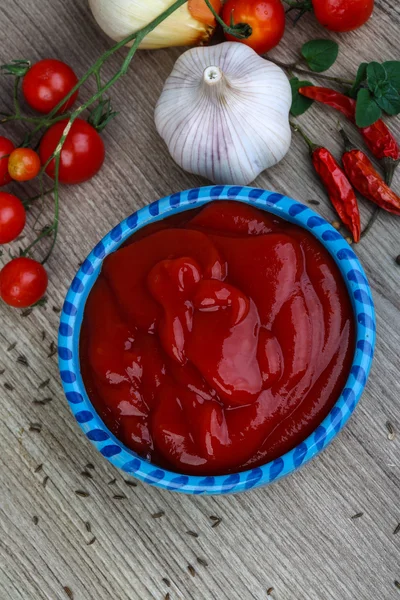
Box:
[80, 202, 355, 475]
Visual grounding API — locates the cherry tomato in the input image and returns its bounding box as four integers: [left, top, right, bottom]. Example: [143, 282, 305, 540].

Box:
[0, 193, 26, 244]
[22, 59, 79, 114]
[39, 118, 105, 184]
[222, 0, 285, 54]
[0, 257, 48, 308]
[0, 136, 15, 187]
[8, 148, 41, 182]
[312, 0, 374, 32]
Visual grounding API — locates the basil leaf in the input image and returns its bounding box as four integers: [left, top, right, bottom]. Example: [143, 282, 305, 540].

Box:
[301, 39, 339, 73]
[367, 62, 387, 92]
[349, 62, 368, 99]
[382, 61, 400, 91]
[356, 88, 382, 127]
[290, 78, 314, 116]
[375, 85, 400, 115]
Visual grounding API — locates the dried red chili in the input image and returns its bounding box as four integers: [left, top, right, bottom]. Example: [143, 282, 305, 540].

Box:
[340, 130, 400, 216]
[293, 123, 361, 242]
[299, 86, 356, 120]
[299, 86, 400, 184]
[312, 148, 361, 242]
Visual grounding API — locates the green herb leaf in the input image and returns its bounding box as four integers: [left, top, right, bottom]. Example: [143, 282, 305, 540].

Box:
[301, 39, 339, 73]
[367, 62, 387, 94]
[356, 88, 382, 127]
[290, 78, 314, 116]
[349, 62, 368, 98]
[382, 61, 400, 91]
[375, 85, 400, 115]
[375, 80, 393, 98]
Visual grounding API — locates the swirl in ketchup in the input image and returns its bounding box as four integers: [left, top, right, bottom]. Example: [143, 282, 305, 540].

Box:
[80, 201, 355, 475]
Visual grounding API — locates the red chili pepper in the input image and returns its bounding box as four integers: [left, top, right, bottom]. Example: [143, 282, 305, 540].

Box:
[340, 130, 400, 216]
[313, 147, 361, 242]
[300, 86, 356, 120]
[293, 123, 361, 242]
[299, 86, 400, 185]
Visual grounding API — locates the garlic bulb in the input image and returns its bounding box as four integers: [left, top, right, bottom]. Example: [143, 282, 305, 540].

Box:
[155, 43, 292, 185]
[88, 0, 221, 50]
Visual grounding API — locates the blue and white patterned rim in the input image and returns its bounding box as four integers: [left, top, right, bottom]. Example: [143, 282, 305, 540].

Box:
[58, 186, 375, 495]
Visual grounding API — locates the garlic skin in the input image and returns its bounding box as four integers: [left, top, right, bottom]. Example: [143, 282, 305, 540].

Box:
[88, 0, 218, 50]
[155, 43, 292, 185]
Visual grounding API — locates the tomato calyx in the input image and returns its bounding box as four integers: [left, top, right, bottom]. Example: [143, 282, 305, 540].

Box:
[284, 0, 313, 10]
[203, 0, 252, 40]
[222, 0, 286, 54]
[0, 59, 31, 77]
[284, 0, 313, 24]
[87, 99, 118, 133]
[225, 10, 253, 40]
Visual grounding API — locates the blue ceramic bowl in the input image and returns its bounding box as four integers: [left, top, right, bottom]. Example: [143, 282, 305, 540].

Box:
[58, 186, 375, 495]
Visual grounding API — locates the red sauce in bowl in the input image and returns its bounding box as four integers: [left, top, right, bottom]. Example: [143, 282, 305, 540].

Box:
[80, 201, 355, 475]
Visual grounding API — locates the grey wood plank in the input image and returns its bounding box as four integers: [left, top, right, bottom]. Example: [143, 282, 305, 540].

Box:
[0, 0, 399, 599]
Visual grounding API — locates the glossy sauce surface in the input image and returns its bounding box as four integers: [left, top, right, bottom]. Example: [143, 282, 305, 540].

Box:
[80, 202, 355, 475]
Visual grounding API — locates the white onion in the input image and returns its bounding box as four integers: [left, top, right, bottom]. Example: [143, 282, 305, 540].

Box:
[88, 0, 217, 49]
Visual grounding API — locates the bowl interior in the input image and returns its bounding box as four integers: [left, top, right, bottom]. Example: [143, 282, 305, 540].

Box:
[58, 186, 375, 495]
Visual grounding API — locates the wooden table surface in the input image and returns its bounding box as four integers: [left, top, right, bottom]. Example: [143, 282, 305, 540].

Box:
[1, 1, 399, 599]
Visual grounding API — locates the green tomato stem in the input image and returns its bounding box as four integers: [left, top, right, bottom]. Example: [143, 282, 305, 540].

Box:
[270, 58, 355, 85]
[95, 69, 103, 104]
[31, 177, 47, 230]
[13, 77, 21, 118]
[21, 224, 55, 257]
[22, 188, 55, 208]
[22, 184, 54, 210]
[0, 113, 73, 129]
[25, 0, 189, 146]
[41, 155, 60, 265]
[19, 0, 190, 264]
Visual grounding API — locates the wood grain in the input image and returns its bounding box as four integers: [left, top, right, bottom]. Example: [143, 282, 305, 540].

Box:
[0, 1, 399, 599]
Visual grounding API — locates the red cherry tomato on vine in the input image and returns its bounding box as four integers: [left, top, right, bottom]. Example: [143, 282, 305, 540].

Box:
[8, 148, 41, 182]
[0, 193, 26, 244]
[39, 118, 105, 184]
[0, 136, 15, 187]
[22, 59, 79, 114]
[0, 257, 48, 308]
[312, 0, 374, 32]
[222, 0, 285, 54]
